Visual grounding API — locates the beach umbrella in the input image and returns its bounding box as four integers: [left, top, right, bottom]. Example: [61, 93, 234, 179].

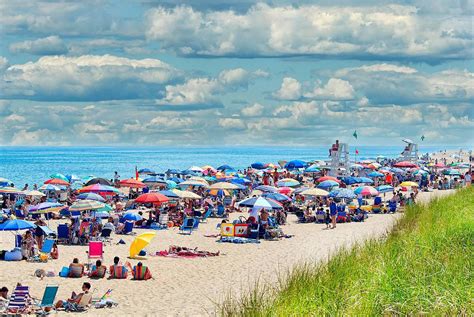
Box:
[0, 178, 13, 187]
[138, 168, 155, 175]
[294, 186, 309, 194]
[413, 169, 428, 176]
[231, 177, 251, 185]
[39, 184, 62, 191]
[276, 179, 300, 187]
[354, 186, 379, 196]
[376, 185, 394, 193]
[85, 178, 113, 186]
[44, 178, 70, 186]
[328, 188, 356, 199]
[119, 178, 146, 188]
[217, 164, 234, 172]
[251, 162, 266, 170]
[207, 189, 229, 197]
[179, 180, 209, 188]
[70, 199, 105, 211]
[66, 174, 82, 183]
[254, 185, 278, 193]
[317, 180, 339, 189]
[400, 181, 419, 187]
[300, 188, 329, 196]
[305, 165, 320, 173]
[23, 190, 46, 197]
[368, 171, 384, 177]
[78, 184, 119, 193]
[130, 232, 156, 258]
[168, 177, 183, 183]
[367, 163, 381, 170]
[317, 176, 340, 183]
[29, 202, 64, 213]
[135, 192, 169, 204]
[393, 161, 418, 168]
[202, 165, 217, 174]
[123, 212, 143, 222]
[237, 196, 283, 210]
[249, 189, 263, 196]
[357, 177, 375, 184]
[187, 166, 204, 173]
[97, 204, 113, 212]
[284, 160, 306, 170]
[188, 177, 209, 185]
[165, 180, 177, 189]
[171, 189, 201, 199]
[210, 182, 239, 190]
[158, 190, 180, 199]
[0, 219, 36, 231]
[277, 187, 294, 195]
[0, 187, 23, 194]
[142, 176, 166, 184]
[77, 192, 106, 202]
[442, 169, 461, 176]
[351, 163, 364, 170]
[262, 192, 291, 202]
[49, 173, 69, 182]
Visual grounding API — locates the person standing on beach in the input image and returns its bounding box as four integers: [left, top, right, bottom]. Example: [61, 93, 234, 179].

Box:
[329, 198, 337, 229]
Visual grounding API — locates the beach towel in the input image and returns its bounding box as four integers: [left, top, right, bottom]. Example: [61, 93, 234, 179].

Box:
[109, 265, 128, 279]
[218, 236, 260, 244]
[133, 266, 151, 280]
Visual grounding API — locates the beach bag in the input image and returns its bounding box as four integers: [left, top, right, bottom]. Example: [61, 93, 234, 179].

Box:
[59, 266, 70, 277]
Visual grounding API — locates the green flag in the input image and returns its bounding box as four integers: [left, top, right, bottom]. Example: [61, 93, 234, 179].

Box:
[353, 130, 358, 139]
[421, 135, 425, 141]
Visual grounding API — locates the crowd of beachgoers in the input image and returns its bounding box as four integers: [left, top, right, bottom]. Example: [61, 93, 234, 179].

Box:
[0, 148, 472, 315]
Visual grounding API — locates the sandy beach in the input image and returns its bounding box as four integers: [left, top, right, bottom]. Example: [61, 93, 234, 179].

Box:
[0, 189, 454, 316]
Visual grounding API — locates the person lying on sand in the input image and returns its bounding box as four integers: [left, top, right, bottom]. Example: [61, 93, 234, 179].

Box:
[168, 245, 220, 257]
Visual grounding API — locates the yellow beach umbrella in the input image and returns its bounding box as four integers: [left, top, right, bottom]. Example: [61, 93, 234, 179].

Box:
[300, 188, 329, 196]
[130, 232, 156, 258]
[210, 182, 239, 190]
[400, 181, 419, 187]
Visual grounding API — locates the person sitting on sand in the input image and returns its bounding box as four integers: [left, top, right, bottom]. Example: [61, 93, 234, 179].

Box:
[68, 258, 84, 277]
[0, 286, 8, 311]
[88, 260, 107, 279]
[126, 261, 152, 280]
[55, 282, 91, 310]
[109, 256, 128, 279]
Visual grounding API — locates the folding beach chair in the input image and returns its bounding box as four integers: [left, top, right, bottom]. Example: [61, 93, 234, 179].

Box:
[15, 234, 22, 248]
[86, 241, 104, 265]
[57, 224, 69, 244]
[66, 293, 92, 312]
[216, 205, 226, 217]
[192, 217, 200, 229]
[34, 285, 59, 315]
[248, 224, 260, 240]
[199, 208, 212, 223]
[179, 217, 196, 235]
[41, 239, 55, 255]
[7, 285, 31, 314]
[39, 225, 56, 239]
[99, 228, 113, 244]
[118, 221, 134, 235]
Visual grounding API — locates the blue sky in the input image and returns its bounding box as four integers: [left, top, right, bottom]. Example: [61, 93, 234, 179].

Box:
[0, 0, 473, 146]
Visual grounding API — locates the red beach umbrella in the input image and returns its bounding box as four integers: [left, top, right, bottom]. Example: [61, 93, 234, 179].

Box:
[44, 178, 70, 186]
[393, 161, 418, 168]
[317, 176, 340, 183]
[119, 178, 146, 188]
[135, 193, 169, 204]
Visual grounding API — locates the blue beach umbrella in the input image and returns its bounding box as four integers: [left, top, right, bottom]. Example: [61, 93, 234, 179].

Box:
[284, 160, 306, 170]
[138, 168, 155, 174]
[0, 219, 36, 231]
[123, 212, 143, 221]
[376, 185, 394, 193]
[0, 178, 13, 187]
[317, 180, 339, 189]
[77, 193, 106, 202]
[158, 190, 180, 199]
[237, 196, 283, 210]
[357, 177, 374, 184]
[142, 176, 166, 184]
[328, 188, 356, 199]
[166, 180, 177, 189]
[254, 185, 278, 193]
[262, 192, 291, 202]
[305, 165, 320, 173]
[368, 171, 384, 177]
[251, 162, 266, 170]
[217, 164, 234, 171]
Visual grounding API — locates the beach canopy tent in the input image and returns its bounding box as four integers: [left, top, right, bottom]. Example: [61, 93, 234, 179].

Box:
[354, 186, 379, 196]
[69, 199, 105, 212]
[300, 188, 329, 197]
[284, 160, 306, 170]
[262, 192, 291, 202]
[119, 178, 146, 188]
[237, 196, 283, 210]
[328, 188, 356, 199]
[77, 193, 106, 202]
[0, 219, 36, 231]
[393, 161, 418, 168]
[85, 178, 113, 186]
[130, 232, 156, 258]
[135, 192, 169, 204]
[250, 162, 266, 170]
[376, 185, 394, 193]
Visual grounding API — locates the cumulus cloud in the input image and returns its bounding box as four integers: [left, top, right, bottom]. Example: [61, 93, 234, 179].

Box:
[304, 78, 355, 100]
[241, 103, 264, 117]
[273, 77, 302, 100]
[9, 36, 68, 55]
[146, 3, 472, 61]
[1, 55, 181, 101]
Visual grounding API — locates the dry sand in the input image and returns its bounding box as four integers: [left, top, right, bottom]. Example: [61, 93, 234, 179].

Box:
[0, 189, 455, 316]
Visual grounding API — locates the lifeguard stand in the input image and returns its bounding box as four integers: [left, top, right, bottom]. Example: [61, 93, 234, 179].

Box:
[327, 140, 350, 177]
[398, 139, 418, 162]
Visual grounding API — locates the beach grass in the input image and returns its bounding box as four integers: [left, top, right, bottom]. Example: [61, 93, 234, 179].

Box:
[219, 187, 474, 316]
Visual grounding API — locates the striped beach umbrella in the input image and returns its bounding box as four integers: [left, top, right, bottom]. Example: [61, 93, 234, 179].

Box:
[78, 184, 119, 193]
[276, 178, 300, 187]
[29, 202, 64, 214]
[237, 196, 283, 210]
[300, 188, 329, 196]
[69, 199, 105, 211]
[77, 192, 106, 202]
[354, 186, 379, 196]
[0, 187, 23, 194]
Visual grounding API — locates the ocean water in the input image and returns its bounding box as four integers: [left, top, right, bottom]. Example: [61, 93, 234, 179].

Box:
[0, 145, 461, 187]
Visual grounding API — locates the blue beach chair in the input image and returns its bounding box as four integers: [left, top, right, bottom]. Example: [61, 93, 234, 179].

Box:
[179, 217, 196, 235]
[34, 285, 59, 315]
[57, 224, 69, 244]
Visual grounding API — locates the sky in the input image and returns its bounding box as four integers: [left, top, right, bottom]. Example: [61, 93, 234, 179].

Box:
[0, 0, 473, 146]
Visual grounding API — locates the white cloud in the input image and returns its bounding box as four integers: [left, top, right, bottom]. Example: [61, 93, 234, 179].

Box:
[241, 103, 264, 117]
[9, 36, 68, 55]
[1, 55, 181, 101]
[218, 118, 246, 129]
[273, 77, 301, 100]
[304, 78, 355, 100]
[146, 4, 472, 61]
